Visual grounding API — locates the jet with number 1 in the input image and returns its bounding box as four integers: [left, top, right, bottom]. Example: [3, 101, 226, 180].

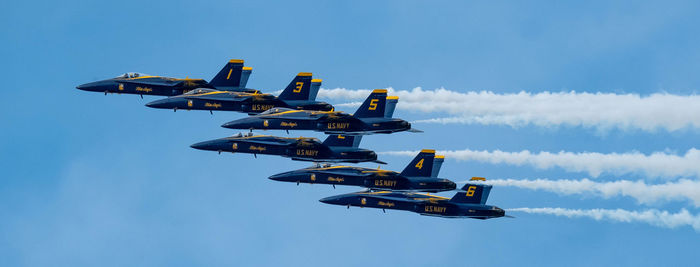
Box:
[320, 177, 506, 219]
[269, 149, 456, 192]
[76, 59, 256, 97]
[221, 89, 420, 134]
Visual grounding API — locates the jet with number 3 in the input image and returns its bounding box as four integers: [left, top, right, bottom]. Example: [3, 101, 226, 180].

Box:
[145, 72, 333, 114]
[319, 177, 506, 219]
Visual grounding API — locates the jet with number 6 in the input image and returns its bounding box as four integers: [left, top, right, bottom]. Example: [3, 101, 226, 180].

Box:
[145, 72, 333, 114]
[221, 89, 420, 134]
[76, 59, 257, 97]
[269, 149, 456, 192]
[319, 177, 506, 219]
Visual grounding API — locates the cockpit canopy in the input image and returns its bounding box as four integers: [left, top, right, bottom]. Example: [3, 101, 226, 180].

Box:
[260, 107, 295, 115]
[184, 88, 217, 95]
[116, 72, 150, 79]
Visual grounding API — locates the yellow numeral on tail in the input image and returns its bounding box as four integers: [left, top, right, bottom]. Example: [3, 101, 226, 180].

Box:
[294, 82, 303, 93]
[415, 158, 424, 169]
[466, 186, 476, 197]
[368, 99, 378, 110]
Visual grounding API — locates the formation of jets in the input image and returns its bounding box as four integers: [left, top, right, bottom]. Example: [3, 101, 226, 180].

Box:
[77, 59, 506, 219]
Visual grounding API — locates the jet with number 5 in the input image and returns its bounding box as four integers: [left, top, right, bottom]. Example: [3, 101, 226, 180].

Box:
[145, 72, 333, 114]
[76, 59, 256, 97]
[190, 133, 383, 164]
[269, 149, 456, 192]
[319, 177, 506, 219]
[221, 89, 420, 134]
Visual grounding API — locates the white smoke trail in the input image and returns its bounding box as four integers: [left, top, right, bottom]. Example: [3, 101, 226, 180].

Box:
[508, 207, 700, 231]
[381, 148, 700, 178]
[318, 87, 700, 132]
[478, 178, 700, 207]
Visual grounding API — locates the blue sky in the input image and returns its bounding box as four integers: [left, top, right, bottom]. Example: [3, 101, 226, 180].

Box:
[2, 1, 700, 266]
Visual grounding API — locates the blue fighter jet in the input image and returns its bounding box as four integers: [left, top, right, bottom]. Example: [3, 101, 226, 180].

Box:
[76, 59, 256, 97]
[145, 73, 333, 114]
[269, 149, 456, 192]
[190, 133, 384, 164]
[319, 177, 506, 219]
[221, 89, 421, 134]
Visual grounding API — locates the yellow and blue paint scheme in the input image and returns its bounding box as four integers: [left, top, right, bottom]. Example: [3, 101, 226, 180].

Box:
[269, 150, 456, 192]
[190, 133, 383, 164]
[76, 59, 258, 97]
[320, 179, 505, 219]
[221, 89, 420, 135]
[145, 72, 333, 114]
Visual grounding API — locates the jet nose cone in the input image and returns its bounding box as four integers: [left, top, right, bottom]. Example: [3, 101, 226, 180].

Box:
[76, 82, 99, 91]
[447, 180, 457, 190]
[268, 172, 294, 181]
[146, 98, 172, 109]
[319, 196, 341, 205]
[222, 117, 259, 129]
[190, 140, 220, 151]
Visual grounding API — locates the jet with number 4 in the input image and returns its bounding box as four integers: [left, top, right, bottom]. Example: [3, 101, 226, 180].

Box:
[145, 72, 333, 114]
[269, 149, 456, 192]
[319, 177, 506, 219]
[221, 89, 420, 134]
[190, 133, 383, 164]
[76, 59, 257, 97]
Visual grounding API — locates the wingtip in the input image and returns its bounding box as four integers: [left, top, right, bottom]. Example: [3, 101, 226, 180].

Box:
[408, 128, 424, 133]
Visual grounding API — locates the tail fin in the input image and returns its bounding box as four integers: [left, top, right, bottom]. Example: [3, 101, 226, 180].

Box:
[431, 155, 445, 178]
[384, 96, 399, 118]
[354, 89, 388, 118]
[278, 72, 313, 101]
[309, 79, 322, 101]
[210, 59, 250, 89]
[322, 135, 362, 148]
[399, 149, 436, 177]
[240, 66, 252, 88]
[449, 177, 492, 204]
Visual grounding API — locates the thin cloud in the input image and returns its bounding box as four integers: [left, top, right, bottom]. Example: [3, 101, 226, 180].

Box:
[476, 178, 700, 207]
[318, 87, 700, 132]
[381, 149, 700, 178]
[508, 207, 700, 232]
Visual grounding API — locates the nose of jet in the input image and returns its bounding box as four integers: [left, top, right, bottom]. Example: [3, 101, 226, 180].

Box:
[319, 196, 344, 205]
[222, 117, 259, 129]
[146, 98, 174, 109]
[190, 140, 222, 151]
[268, 171, 298, 182]
[76, 81, 99, 91]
